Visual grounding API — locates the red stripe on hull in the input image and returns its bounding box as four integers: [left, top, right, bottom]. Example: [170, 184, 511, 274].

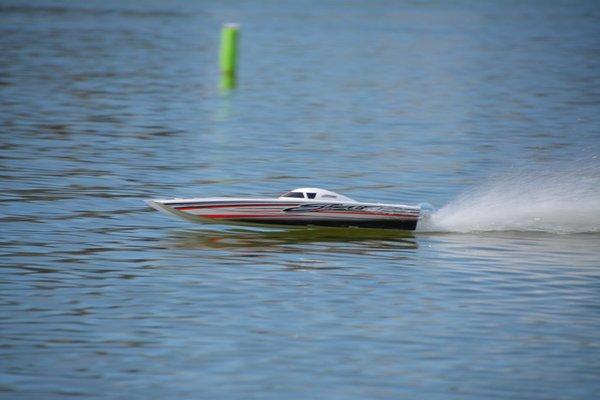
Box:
[197, 213, 417, 220]
[175, 203, 299, 211]
[201, 214, 317, 219]
[313, 210, 418, 218]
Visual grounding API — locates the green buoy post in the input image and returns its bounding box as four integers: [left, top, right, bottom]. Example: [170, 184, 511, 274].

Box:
[220, 23, 239, 90]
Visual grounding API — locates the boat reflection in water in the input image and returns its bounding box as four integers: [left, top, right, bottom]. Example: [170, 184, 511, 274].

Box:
[166, 226, 419, 252]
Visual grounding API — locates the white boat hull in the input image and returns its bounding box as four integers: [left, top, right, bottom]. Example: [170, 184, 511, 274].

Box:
[147, 197, 420, 230]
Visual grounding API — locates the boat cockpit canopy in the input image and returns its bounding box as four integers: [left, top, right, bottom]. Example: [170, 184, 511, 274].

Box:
[279, 188, 355, 202]
[281, 191, 316, 199]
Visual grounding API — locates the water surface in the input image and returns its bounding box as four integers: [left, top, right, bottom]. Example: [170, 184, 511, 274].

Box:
[1, 1, 599, 399]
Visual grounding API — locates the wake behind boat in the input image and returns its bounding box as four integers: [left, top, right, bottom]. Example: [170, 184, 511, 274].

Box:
[146, 188, 421, 230]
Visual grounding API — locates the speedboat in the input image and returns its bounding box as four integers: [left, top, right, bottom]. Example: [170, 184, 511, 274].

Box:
[146, 188, 421, 230]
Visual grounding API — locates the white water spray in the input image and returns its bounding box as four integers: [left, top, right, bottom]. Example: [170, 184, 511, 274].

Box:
[419, 164, 600, 234]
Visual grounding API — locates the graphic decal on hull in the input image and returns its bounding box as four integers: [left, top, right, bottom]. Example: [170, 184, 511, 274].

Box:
[282, 203, 418, 216]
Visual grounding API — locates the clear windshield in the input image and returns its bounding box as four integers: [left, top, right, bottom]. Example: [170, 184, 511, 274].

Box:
[281, 192, 305, 198]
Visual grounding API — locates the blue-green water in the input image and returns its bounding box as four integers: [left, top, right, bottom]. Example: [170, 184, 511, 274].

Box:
[1, 1, 599, 398]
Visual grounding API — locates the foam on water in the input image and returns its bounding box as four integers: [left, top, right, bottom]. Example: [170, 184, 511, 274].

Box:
[419, 163, 600, 234]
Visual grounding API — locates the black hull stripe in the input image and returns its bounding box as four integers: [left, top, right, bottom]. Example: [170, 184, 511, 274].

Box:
[225, 218, 418, 231]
